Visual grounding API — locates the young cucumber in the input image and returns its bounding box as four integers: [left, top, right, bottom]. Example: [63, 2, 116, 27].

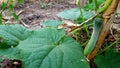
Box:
[84, 18, 102, 56]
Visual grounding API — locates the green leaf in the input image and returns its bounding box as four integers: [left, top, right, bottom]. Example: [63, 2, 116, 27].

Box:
[0, 14, 2, 24]
[0, 47, 20, 59]
[97, 0, 105, 6]
[0, 2, 7, 11]
[18, 28, 89, 68]
[57, 8, 80, 20]
[0, 24, 33, 48]
[40, 3, 47, 9]
[84, 0, 105, 10]
[84, 3, 95, 10]
[17, 0, 24, 3]
[94, 49, 120, 68]
[11, 13, 19, 20]
[0, 26, 90, 68]
[0, 58, 3, 62]
[57, 8, 94, 20]
[0, 14, 2, 20]
[9, 4, 14, 10]
[43, 20, 63, 28]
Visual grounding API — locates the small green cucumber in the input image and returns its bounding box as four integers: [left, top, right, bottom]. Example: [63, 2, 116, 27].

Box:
[84, 18, 102, 56]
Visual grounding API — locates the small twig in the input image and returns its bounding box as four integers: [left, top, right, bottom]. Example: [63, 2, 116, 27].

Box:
[17, 10, 24, 15]
[2, 17, 9, 21]
[67, 13, 98, 35]
[2, 9, 30, 28]
[110, 25, 118, 40]
[16, 10, 30, 28]
[19, 19, 30, 28]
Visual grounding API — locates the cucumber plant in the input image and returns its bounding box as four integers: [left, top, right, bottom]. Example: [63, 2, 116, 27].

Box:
[0, 24, 90, 68]
[0, 0, 120, 68]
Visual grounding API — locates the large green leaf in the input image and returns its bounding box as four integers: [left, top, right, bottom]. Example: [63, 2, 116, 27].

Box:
[0, 24, 33, 48]
[0, 25, 90, 68]
[18, 28, 89, 68]
[94, 49, 120, 68]
[57, 8, 94, 20]
[0, 47, 20, 59]
[43, 20, 63, 28]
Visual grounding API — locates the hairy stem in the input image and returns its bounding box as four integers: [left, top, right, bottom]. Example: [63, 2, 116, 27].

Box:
[87, 0, 119, 61]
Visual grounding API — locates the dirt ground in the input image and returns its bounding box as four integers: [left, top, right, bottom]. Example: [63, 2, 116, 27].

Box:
[2, 0, 76, 29]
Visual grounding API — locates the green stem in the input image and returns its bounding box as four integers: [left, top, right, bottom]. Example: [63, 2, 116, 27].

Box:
[76, 0, 84, 21]
[79, 5, 90, 37]
[68, 23, 93, 36]
[78, 2, 90, 37]
[97, 0, 113, 13]
[100, 40, 118, 54]
[89, 0, 93, 3]
[68, 13, 98, 35]
[82, 40, 89, 46]
[79, 7, 84, 22]
[93, 0, 98, 10]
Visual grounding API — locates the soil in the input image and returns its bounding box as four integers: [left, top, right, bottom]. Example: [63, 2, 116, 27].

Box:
[2, 0, 76, 29]
[0, 59, 22, 68]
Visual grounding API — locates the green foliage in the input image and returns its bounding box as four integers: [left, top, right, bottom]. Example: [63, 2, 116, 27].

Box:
[43, 20, 63, 28]
[0, 14, 2, 24]
[0, 0, 24, 24]
[0, 58, 3, 62]
[40, 3, 47, 9]
[57, 8, 94, 21]
[11, 13, 19, 20]
[0, 2, 7, 11]
[94, 49, 120, 68]
[40, 2, 52, 9]
[0, 24, 32, 48]
[84, 0, 105, 10]
[0, 24, 90, 68]
[17, 0, 24, 3]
